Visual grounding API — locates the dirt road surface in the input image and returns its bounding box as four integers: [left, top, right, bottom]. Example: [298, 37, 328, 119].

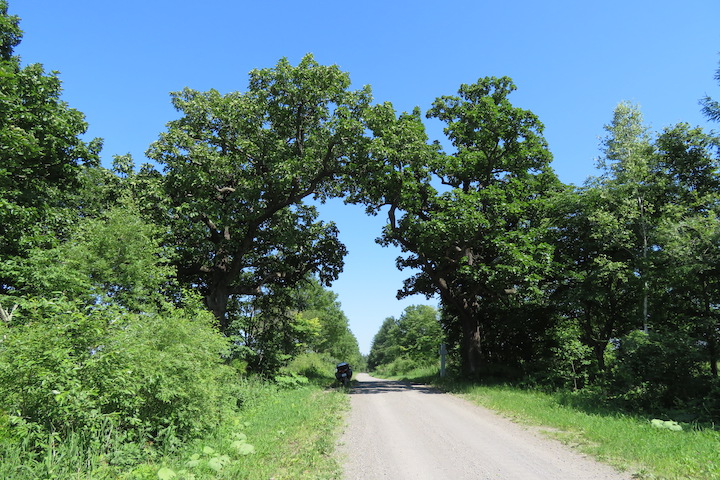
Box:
[338, 373, 633, 480]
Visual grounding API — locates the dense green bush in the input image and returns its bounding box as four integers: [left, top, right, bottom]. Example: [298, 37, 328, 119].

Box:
[0, 295, 238, 447]
[373, 356, 437, 377]
[368, 305, 442, 372]
[284, 352, 337, 382]
[607, 329, 706, 413]
[530, 318, 596, 390]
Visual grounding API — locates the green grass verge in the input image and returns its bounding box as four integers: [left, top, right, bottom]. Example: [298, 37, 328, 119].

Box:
[225, 386, 348, 479]
[145, 383, 348, 480]
[0, 379, 349, 480]
[389, 371, 720, 480]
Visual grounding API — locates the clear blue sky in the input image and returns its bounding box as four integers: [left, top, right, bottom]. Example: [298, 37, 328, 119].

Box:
[13, 1, 720, 354]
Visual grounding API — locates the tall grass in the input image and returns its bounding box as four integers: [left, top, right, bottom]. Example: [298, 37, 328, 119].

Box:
[129, 374, 349, 479]
[222, 385, 347, 479]
[0, 371, 350, 479]
[0, 424, 147, 480]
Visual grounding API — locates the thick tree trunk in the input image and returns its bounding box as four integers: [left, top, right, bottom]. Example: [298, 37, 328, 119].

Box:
[702, 292, 718, 377]
[593, 342, 606, 372]
[460, 311, 484, 376]
[206, 280, 231, 333]
[708, 334, 718, 377]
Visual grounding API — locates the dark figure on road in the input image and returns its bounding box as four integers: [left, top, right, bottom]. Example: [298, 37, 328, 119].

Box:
[335, 362, 352, 387]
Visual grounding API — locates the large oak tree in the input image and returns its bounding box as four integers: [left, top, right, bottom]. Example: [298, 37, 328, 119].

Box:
[146, 55, 372, 332]
[359, 78, 561, 374]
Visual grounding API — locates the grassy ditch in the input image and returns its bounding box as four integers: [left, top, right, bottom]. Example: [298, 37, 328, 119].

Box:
[0, 377, 350, 480]
[389, 368, 720, 480]
[219, 384, 348, 479]
[148, 382, 349, 480]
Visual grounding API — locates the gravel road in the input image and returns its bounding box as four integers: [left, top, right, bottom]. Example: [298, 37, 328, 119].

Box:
[337, 373, 633, 480]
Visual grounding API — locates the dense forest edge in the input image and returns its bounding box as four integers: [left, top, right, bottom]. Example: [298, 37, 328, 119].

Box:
[2, 0, 720, 477]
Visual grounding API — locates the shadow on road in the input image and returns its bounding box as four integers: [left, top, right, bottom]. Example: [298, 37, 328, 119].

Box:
[349, 376, 443, 395]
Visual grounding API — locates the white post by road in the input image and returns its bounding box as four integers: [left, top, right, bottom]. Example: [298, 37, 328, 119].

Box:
[439, 343, 447, 377]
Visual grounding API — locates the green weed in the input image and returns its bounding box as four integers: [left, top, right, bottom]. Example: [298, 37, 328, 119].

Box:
[0, 375, 348, 479]
[223, 386, 347, 479]
[141, 381, 347, 480]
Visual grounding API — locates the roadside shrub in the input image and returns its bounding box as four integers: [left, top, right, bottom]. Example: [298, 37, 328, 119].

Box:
[533, 318, 595, 390]
[92, 301, 239, 443]
[607, 329, 705, 412]
[0, 295, 238, 447]
[374, 356, 427, 377]
[0, 296, 111, 436]
[284, 352, 336, 382]
[273, 372, 310, 389]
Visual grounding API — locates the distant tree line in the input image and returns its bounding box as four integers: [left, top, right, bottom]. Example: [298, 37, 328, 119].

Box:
[367, 305, 443, 375]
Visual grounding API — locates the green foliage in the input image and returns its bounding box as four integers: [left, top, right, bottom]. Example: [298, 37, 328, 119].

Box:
[226, 278, 363, 376]
[367, 317, 402, 370]
[0, 1, 21, 61]
[145, 54, 372, 331]
[228, 292, 324, 374]
[0, 296, 238, 446]
[549, 187, 641, 372]
[395, 305, 443, 363]
[291, 278, 363, 366]
[0, 297, 109, 434]
[552, 103, 720, 417]
[96, 301, 238, 442]
[549, 103, 720, 389]
[607, 330, 706, 413]
[273, 372, 310, 389]
[284, 352, 337, 383]
[373, 356, 435, 378]
[650, 126, 720, 377]
[533, 318, 596, 390]
[0, 3, 101, 268]
[4, 199, 176, 310]
[368, 305, 442, 372]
